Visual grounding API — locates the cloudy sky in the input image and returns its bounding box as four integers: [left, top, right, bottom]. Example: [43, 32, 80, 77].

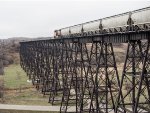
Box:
[0, 0, 149, 39]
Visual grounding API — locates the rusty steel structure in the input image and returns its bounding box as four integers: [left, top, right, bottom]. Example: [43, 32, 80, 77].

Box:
[20, 7, 150, 113]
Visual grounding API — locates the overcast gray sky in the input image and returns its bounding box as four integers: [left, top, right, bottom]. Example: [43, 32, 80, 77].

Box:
[0, 0, 150, 39]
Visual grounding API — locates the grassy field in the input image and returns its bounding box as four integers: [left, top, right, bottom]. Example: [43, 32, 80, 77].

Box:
[4, 64, 31, 89]
[1, 64, 50, 106]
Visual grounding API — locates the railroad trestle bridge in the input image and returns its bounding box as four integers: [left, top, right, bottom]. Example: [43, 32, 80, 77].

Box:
[20, 7, 150, 113]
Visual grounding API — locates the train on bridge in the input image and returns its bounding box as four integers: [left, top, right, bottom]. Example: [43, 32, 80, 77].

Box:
[20, 7, 150, 113]
[54, 7, 150, 38]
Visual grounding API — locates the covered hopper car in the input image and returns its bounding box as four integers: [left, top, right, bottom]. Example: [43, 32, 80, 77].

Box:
[54, 7, 150, 38]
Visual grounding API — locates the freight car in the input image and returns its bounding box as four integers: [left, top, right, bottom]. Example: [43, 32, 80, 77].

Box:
[54, 7, 150, 38]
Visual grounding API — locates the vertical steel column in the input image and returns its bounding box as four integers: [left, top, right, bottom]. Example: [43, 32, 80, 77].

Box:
[60, 42, 76, 113]
[79, 42, 94, 113]
[49, 41, 63, 105]
[134, 39, 150, 113]
[60, 41, 84, 113]
[116, 40, 144, 113]
[89, 41, 102, 113]
[42, 41, 51, 95]
[88, 42, 120, 113]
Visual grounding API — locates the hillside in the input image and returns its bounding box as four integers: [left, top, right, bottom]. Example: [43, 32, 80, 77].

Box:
[0, 37, 52, 75]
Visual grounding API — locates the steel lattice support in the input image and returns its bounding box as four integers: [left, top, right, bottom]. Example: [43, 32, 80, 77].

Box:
[115, 39, 150, 113]
[42, 41, 52, 95]
[20, 41, 64, 105]
[48, 42, 64, 105]
[85, 42, 120, 113]
[59, 41, 120, 113]
[20, 33, 150, 113]
[133, 39, 150, 113]
[60, 42, 82, 113]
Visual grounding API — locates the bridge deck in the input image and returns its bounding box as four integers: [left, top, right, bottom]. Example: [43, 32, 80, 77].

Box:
[20, 31, 149, 44]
